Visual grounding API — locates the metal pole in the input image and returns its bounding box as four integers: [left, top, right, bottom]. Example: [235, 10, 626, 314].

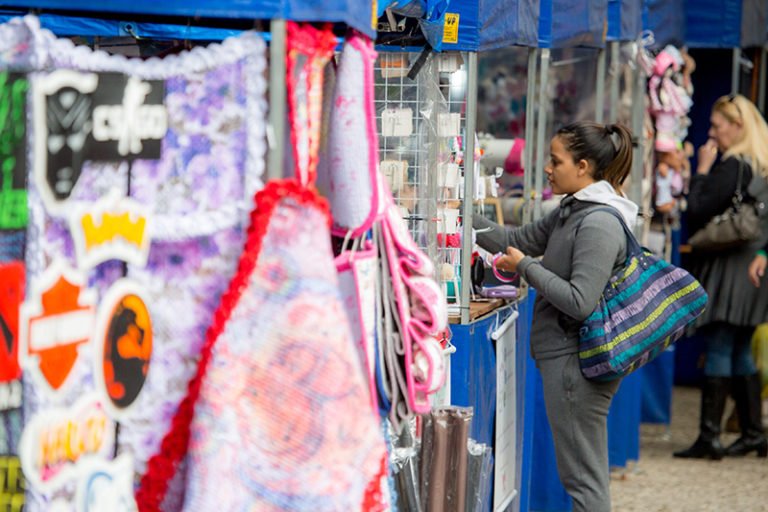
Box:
[759, 46, 767, 115]
[460, 52, 479, 325]
[608, 41, 620, 123]
[630, 54, 645, 234]
[731, 47, 740, 96]
[534, 49, 551, 221]
[268, 19, 287, 180]
[523, 48, 538, 225]
[595, 47, 606, 123]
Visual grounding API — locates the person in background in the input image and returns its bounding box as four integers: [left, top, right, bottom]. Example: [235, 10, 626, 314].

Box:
[473, 122, 637, 512]
[675, 94, 768, 460]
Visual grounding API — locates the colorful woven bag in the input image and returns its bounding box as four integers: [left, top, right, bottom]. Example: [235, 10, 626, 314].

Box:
[578, 207, 708, 381]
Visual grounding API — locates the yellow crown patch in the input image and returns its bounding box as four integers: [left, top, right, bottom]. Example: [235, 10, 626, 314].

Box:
[81, 211, 147, 250]
[69, 190, 152, 270]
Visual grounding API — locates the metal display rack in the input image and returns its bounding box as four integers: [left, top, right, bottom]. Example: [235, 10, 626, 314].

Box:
[373, 51, 473, 317]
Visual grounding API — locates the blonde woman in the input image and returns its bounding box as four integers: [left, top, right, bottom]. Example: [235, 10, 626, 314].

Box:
[675, 94, 768, 460]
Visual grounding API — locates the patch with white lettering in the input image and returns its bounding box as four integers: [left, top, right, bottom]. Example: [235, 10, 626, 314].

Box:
[18, 260, 95, 399]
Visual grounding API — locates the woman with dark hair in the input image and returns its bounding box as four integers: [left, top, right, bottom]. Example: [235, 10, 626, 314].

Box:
[675, 94, 768, 460]
[473, 121, 637, 512]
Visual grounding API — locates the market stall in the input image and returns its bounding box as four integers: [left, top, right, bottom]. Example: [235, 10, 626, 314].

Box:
[0, 4, 440, 512]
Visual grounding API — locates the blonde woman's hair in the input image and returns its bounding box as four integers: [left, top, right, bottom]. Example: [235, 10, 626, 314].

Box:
[713, 94, 768, 177]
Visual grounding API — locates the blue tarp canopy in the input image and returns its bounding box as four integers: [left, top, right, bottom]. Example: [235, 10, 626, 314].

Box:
[538, 0, 609, 48]
[685, 0, 742, 48]
[0, 0, 375, 37]
[0, 10, 247, 39]
[425, 0, 539, 51]
[607, 0, 642, 42]
[642, 0, 685, 48]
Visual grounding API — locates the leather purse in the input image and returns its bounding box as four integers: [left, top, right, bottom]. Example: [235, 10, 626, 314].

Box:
[689, 159, 764, 252]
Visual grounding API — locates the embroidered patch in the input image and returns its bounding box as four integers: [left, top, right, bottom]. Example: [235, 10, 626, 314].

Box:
[19, 260, 95, 398]
[19, 394, 115, 493]
[0, 72, 28, 230]
[94, 279, 152, 420]
[69, 190, 151, 270]
[75, 453, 137, 512]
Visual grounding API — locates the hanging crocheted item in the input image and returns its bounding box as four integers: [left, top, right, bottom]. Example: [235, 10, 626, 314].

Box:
[8, 16, 267, 510]
[317, 32, 379, 238]
[137, 23, 386, 512]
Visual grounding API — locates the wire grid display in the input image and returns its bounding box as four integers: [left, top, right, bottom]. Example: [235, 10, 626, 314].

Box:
[373, 51, 469, 305]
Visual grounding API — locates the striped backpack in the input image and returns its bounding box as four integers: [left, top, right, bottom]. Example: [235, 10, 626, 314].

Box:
[578, 207, 708, 381]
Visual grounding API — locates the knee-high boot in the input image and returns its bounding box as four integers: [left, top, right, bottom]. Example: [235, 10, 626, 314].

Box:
[724, 373, 767, 457]
[673, 377, 730, 460]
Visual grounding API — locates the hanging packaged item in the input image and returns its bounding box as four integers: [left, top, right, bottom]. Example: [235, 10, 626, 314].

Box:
[137, 23, 387, 512]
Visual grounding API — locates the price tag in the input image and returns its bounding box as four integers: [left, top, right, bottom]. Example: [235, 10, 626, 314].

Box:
[437, 208, 460, 234]
[437, 113, 461, 137]
[380, 160, 408, 192]
[439, 162, 460, 188]
[382, 108, 413, 137]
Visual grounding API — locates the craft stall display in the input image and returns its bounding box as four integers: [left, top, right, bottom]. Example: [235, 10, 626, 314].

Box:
[0, 12, 458, 512]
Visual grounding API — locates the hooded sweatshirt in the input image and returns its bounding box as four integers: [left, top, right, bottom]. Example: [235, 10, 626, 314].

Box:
[474, 181, 639, 360]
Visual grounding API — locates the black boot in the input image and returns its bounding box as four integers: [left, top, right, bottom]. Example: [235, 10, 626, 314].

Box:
[724, 373, 767, 457]
[674, 377, 730, 460]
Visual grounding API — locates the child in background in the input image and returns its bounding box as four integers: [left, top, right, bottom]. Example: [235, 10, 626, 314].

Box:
[653, 147, 686, 261]
[654, 147, 685, 215]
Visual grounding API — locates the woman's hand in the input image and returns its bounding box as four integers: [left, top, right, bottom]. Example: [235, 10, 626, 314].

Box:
[696, 139, 718, 175]
[748, 253, 767, 288]
[496, 247, 526, 273]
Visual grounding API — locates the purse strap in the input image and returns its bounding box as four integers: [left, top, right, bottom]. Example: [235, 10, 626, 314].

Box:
[733, 158, 746, 207]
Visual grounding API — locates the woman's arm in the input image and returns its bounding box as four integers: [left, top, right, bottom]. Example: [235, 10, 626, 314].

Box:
[473, 208, 558, 256]
[516, 212, 623, 320]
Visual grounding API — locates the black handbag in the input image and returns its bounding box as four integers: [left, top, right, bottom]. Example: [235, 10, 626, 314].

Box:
[688, 159, 764, 251]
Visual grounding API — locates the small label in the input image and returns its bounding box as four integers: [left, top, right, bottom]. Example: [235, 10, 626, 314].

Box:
[381, 108, 413, 137]
[439, 162, 460, 189]
[443, 13, 460, 44]
[380, 160, 408, 192]
[437, 113, 461, 137]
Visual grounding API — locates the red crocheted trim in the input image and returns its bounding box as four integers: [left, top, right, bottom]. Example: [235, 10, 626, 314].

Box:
[361, 453, 389, 512]
[135, 179, 330, 512]
[286, 22, 337, 186]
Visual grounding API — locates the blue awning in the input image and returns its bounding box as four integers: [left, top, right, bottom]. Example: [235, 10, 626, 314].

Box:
[0, 10, 248, 40]
[476, 0, 539, 50]
[0, 0, 375, 37]
[417, 0, 539, 51]
[642, 0, 685, 48]
[685, 0, 741, 48]
[539, 0, 609, 48]
[607, 0, 642, 42]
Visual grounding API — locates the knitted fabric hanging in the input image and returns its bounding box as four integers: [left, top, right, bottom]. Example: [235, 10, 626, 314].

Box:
[136, 22, 387, 512]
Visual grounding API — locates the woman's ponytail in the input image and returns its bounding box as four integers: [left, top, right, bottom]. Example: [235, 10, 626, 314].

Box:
[603, 124, 633, 190]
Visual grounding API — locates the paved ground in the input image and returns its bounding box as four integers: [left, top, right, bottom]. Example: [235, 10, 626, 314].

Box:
[610, 386, 768, 512]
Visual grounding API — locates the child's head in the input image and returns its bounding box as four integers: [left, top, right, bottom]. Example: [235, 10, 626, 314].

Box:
[657, 149, 684, 170]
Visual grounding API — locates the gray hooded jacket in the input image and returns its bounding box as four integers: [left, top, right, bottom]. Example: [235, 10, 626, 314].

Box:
[475, 181, 639, 360]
